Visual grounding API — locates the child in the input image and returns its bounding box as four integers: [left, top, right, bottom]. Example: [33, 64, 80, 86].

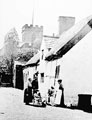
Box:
[48, 86, 55, 105]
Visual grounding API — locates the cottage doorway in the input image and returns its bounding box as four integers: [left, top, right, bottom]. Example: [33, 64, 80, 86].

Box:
[15, 65, 24, 90]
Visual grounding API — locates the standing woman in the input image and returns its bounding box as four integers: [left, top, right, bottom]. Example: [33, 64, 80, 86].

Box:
[24, 78, 33, 104]
[54, 79, 64, 107]
[58, 79, 64, 106]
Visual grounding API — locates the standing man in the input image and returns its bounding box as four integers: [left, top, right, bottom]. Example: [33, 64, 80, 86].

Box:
[32, 72, 38, 94]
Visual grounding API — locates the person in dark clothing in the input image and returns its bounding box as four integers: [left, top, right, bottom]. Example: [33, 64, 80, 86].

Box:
[48, 86, 55, 105]
[58, 79, 64, 106]
[24, 78, 33, 104]
[32, 74, 38, 94]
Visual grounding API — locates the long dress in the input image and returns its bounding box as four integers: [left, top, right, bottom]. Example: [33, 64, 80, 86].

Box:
[24, 81, 33, 103]
[54, 89, 62, 105]
[60, 89, 64, 106]
[54, 83, 64, 106]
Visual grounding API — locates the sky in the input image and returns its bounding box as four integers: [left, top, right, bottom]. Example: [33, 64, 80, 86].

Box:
[0, 0, 92, 48]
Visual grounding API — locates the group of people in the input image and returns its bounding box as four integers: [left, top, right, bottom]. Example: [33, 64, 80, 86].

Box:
[48, 79, 64, 107]
[24, 75, 65, 107]
[24, 74, 39, 105]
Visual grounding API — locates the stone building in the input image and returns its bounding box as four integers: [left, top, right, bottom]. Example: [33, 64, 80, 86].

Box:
[22, 24, 43, 50]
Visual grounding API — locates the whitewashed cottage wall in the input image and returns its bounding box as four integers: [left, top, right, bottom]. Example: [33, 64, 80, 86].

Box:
[54, 31, 92, 105]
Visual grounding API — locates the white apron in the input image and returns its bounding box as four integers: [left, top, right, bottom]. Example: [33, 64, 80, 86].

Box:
[54, 90, 62, 105]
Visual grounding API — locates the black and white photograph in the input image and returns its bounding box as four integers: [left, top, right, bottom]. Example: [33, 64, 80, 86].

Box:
[0, 0, 92, 119]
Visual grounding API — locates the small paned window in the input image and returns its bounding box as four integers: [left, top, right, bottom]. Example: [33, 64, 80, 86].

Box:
[55, 65, 60, 78]
[42, 50, 44, 59]
[40, 73, 44, 83]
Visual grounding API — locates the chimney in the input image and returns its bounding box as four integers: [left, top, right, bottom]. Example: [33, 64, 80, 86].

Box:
[58, 16, 75, 36]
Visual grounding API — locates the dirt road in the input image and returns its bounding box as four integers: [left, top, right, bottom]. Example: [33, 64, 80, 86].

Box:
[0, 87, 92, 120]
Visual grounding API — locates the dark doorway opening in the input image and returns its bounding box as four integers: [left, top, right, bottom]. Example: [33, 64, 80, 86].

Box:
[15, 65, 24, 90]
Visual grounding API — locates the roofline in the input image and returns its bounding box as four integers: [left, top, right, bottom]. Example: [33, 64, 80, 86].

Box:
[23, 59, 40, 68]
[58, 16, 75, 19]
[43, 35, 59, 39]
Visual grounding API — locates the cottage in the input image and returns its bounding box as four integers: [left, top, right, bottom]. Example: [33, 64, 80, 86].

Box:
[43, 15, 92, 105]
[23, 15, 92, 107]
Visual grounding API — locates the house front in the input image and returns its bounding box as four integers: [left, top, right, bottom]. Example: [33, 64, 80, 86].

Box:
[44, 15, 92, 105]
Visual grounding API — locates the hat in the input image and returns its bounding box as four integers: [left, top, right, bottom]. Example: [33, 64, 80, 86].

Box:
[28, 78, 32, 81]
[51, 86, 54, 89]
[58, 79, 62, 83]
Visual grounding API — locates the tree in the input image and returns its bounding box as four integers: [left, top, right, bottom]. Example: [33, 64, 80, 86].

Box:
[4, 28, 19, 59]
[0, 27, 38, 85]
[0, 28, 20, 85]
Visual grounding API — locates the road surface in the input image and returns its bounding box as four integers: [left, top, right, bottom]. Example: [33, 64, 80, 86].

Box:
[0, 87, 92, 120]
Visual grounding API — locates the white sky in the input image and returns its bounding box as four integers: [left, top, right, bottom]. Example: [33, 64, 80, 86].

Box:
[0, 0, 92, 48]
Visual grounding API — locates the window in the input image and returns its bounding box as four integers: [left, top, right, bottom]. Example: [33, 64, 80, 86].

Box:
[40, 73, 44, 83]
[42, 50, 44, 59]
[55, 65, 60, 78]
